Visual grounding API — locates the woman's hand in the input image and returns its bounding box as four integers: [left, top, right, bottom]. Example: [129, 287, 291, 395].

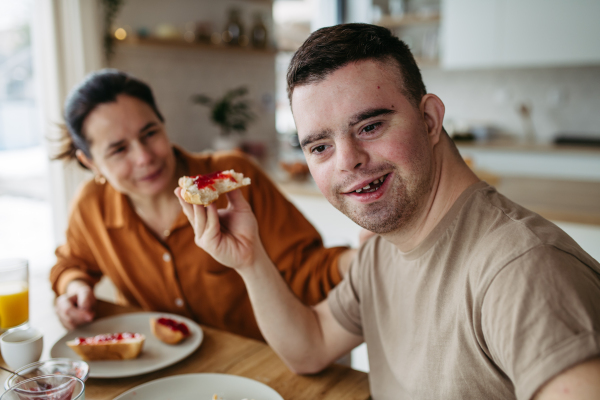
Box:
[55, 280, 96, 330]
[175, 188, 267, 271]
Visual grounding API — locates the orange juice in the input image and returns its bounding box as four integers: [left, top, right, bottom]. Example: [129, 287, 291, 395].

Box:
[0, 281, 29, 330]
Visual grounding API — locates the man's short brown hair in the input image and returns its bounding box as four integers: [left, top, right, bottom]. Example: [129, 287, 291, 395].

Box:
[287, 23, 427, 108]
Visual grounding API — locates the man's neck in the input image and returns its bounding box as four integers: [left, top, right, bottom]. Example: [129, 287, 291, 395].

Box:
[383, 138, 480, 253]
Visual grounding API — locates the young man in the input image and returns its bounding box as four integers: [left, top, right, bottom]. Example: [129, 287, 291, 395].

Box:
[177, 24, 600, 399]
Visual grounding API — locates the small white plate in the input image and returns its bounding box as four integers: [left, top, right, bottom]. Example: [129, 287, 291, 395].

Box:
[50, 312, 203, 378]
[113, 373, 284, 400]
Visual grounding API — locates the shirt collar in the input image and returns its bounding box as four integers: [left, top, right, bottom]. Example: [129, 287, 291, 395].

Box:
[104, 183, 128, 229]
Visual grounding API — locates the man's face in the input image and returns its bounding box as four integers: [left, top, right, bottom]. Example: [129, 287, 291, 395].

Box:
[292, 60, 435, 234]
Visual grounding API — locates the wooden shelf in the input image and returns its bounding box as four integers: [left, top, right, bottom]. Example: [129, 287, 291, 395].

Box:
[376, 13, 441, 28]
[115, 37, 277, 55]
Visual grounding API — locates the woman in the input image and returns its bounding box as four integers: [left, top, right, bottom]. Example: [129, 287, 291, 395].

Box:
[50, 69, 355, 340]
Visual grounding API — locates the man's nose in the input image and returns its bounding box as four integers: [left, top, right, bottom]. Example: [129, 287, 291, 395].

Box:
[336, 138, 368, 172]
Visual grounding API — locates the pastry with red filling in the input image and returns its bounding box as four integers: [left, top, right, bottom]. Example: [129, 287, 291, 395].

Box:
[66, 332, 145, 361]
[178, 170, 251, 206]
[150, 317, 191, 345]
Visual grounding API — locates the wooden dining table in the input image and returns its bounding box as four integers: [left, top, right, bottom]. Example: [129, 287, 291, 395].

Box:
[0, 300, 371, 400]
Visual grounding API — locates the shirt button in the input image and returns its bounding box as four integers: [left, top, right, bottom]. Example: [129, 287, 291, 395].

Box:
[163, 253, 171, 262]
[163, 229, 170, 237]
[175, 298, 184, 307]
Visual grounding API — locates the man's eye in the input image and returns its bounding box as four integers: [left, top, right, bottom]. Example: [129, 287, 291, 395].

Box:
[312, 145, 327, 154]
[363, 122, 381, 133]
[144, 130, 158, 139]
[112, 146, 126, 155]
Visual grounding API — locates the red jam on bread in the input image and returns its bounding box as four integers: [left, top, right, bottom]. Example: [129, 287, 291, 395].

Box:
[178, 170, 251, 206]
[66, 332, 145, 361]
[192, 171, 237, 191]
[150, 317, 190, 345]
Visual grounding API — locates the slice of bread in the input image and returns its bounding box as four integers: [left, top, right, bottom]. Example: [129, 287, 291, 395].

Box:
[179, 170, 251, 206]
[150, 317, 190, 345]
[66, 333, 145, 361]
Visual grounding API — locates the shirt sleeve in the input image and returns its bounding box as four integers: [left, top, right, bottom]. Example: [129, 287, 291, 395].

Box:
[49, 193, 103, 296]
[220, 154, 348, 306]
[328, 257, 363, 336]
[481, 244, 600, 400]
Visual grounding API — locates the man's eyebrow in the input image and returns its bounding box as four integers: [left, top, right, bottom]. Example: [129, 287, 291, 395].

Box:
[300, 130, 333, 149]
[348, 108, 396, 127]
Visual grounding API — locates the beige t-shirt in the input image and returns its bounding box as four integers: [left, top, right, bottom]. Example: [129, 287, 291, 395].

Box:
[329, 181, 600, 400]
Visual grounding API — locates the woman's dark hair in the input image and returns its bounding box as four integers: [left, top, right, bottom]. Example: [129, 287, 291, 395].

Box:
[52, 69, 164, 166]
[287, 23, 427, 108]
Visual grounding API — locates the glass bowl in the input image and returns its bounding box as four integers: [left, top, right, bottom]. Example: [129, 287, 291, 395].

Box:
[4, 358, 89, 390]
[1, 374, 84, 400]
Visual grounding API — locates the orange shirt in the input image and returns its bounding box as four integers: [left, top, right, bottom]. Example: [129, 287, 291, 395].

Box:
[50, 148, 346, 340]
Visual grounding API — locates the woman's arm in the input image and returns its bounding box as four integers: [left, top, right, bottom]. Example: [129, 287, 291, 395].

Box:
[50, 189, 103, 329]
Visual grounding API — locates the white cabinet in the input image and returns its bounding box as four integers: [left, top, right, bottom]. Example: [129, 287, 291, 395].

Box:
[441, 0, 600, 69]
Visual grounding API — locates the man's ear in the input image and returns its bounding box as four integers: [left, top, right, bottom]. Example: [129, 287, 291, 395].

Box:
[420, 94, 445, 146]
[75, 149, 97, 173]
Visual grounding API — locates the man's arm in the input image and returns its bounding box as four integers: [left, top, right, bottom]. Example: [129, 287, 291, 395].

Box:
[175, 188, 363, 373]
[240, 259, 363, 373]
[534, 357, 600, 400]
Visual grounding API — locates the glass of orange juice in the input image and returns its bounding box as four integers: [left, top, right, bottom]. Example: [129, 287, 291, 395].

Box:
[0, 259, 29, 333]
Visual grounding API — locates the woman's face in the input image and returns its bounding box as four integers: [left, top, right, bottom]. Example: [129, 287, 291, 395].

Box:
[80, 94, 176, 198]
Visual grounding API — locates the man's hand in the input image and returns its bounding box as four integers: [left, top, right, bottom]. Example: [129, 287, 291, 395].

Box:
[175, 188, 268, 270]
[55, 280, 96, 330]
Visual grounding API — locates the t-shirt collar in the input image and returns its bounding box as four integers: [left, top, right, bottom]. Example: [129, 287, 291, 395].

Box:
[399, 180, 490, 260]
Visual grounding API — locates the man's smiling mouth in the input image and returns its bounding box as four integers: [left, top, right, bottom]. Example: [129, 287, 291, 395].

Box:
[349, 174, 389, 194]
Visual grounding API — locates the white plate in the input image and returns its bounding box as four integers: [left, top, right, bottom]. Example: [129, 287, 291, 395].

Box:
[113, 373, 284, 400]
[50, 312, 203, 378]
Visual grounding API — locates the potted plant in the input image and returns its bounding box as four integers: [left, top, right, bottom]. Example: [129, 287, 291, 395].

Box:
[192, 86, 255, 151]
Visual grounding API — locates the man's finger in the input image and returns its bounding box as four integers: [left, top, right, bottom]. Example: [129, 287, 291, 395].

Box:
[225, 189, 250, 211]
[193, 204, 208, 239]
[203, 203, 221, 242]
[175, 188, 195, 222]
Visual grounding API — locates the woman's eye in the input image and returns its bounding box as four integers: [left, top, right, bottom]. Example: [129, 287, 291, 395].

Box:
[312, 145, 327, 154]
[112, 146, 126, 155]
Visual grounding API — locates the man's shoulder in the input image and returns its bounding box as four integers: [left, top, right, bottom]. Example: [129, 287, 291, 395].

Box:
[459, 184, 600, 284]
[466, 185, 579, 254]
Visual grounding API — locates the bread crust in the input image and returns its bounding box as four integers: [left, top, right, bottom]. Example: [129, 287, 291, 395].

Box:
[179, 170, 251, 206]
[67, 334, 145, 361]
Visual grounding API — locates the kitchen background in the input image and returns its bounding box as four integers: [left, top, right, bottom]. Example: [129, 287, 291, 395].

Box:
[1, 0, 599, 373]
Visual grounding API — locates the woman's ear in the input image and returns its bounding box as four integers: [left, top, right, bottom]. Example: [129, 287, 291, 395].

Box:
[420, 94, 445, 146]
[75, 149, 97, 173]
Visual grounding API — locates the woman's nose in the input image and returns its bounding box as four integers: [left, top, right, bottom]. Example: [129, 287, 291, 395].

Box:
[336, 138, 369, 172]
[131, 142, 153, 165]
